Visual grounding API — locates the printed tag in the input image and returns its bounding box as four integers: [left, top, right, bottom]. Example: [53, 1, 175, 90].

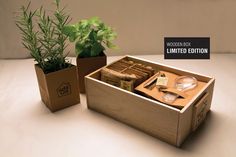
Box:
[120, 80, 133, 92]
[156, 77, 168, 88]
[164, 37, 210, 59]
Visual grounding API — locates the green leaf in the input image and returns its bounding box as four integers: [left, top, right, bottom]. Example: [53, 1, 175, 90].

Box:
[88, 30, 97, 41]
[63, 25, 78, 42]
[91, 42, 104, 57]
[15, 0, 72, 73]
[79, 20, 89, 29]
[106, 41, 117, 49]
[97, 30, 104, 40]
[89, 17, 101, 27]
[63, 16, 117, 57]
[75, 42, 84, 56]
[54, 0, 60, 8]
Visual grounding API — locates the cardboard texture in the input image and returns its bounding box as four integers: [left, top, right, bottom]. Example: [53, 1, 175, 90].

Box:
[135, 71, 207, 109]
[35, 65, 80, 112]
[76, 53, 106, 93]
[85, 56, 215, 146]
[101, 59, 155, 91]
[101, 68, 136, 91]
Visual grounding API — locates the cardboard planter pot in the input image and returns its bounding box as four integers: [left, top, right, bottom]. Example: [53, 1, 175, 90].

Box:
[85, 56, 215, 146]
[77, 52, 107, 93]
[35, 65, 80, 112]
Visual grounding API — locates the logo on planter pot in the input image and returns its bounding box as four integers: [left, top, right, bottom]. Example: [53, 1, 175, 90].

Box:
[57, 82, 71, 97]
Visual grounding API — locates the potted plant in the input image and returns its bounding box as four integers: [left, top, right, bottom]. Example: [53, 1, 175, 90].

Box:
[15, 0, 80, 112]
[63, 17, 117, 93]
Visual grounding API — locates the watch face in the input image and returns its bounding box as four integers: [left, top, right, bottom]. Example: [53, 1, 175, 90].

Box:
[175, 76, 198, 91]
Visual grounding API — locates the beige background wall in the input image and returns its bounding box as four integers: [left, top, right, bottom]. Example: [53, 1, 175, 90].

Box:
[0, 0, 236, 58]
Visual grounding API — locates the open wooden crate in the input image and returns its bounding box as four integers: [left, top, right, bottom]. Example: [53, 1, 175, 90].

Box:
[85, 56, 215, 146]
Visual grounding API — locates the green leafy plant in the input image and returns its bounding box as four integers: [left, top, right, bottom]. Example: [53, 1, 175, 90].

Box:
[63, 17, 117, 58]
[15, 0, 71, 73]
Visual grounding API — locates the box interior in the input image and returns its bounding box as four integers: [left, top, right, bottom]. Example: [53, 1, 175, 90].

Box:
[87, 56, 212, 111]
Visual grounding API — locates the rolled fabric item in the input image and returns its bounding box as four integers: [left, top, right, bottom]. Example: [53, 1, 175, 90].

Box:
[102, 59, 155, 89]
[101, 68, 137, 91]
[156, 76, 169, 89]
[123, 68, 149, 86]
[131, 65, 154, 77]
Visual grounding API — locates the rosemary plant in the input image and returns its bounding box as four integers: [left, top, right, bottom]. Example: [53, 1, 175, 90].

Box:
[15, 0, 71, 73]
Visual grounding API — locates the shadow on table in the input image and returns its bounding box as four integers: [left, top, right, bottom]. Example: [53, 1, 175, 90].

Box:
[33, 99, 220, 152]
[84, 108, 188, 153]
[85, 104, 220, 150]
[180, 110, 218, 149]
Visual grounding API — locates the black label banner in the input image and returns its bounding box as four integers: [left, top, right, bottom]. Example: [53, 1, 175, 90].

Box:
[164, 37, 210, 59]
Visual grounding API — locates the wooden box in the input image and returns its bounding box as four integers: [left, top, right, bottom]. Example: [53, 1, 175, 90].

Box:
[85, 56, 215, 146]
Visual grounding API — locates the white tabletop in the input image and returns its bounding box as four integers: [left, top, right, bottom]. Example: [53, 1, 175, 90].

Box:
[0, 54, 235, 157]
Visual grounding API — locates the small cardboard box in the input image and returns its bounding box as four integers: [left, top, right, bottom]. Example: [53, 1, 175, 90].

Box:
[85, 56, 215, 146]
[35, 65, 80, 112]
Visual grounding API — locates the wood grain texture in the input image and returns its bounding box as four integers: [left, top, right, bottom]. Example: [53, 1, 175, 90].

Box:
[135, 70, 208, 109]
[126, 55, 212, 83]
[86, 77, 179, 145]
[85, 55, 215, 146]
[177, 79, 215, 146]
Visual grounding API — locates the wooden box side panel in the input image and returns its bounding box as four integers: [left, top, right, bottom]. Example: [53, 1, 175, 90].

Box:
[85, 77, 180, 145]
[176, 79, 215, 146]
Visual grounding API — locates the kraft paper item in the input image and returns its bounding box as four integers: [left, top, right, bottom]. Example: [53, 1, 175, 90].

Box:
[35, 65, 80, 112]
[135, 71, 207, 109]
